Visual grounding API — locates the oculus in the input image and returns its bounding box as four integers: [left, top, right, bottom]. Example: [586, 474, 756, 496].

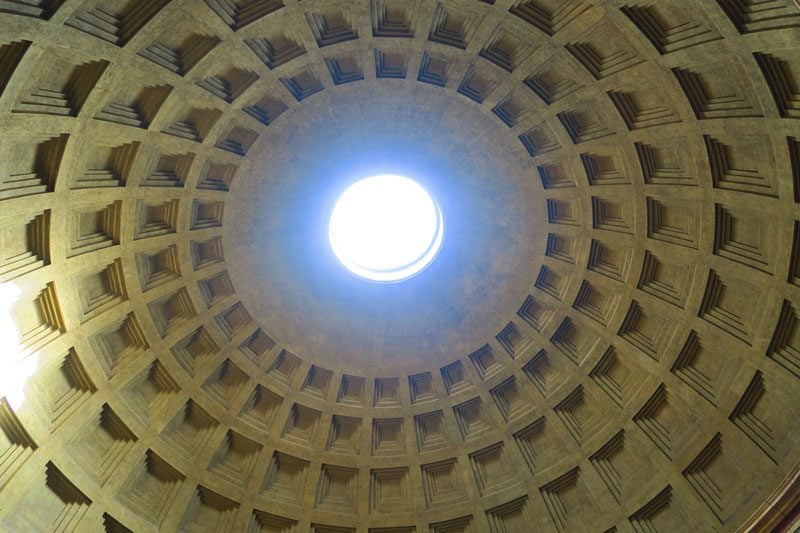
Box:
[328, 175, 444, 282]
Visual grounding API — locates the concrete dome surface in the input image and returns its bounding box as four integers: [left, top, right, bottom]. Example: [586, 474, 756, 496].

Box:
[0, 0, 799, 531]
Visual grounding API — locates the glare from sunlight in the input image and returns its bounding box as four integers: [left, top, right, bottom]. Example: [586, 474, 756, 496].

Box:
[329, 175, 444, 282]
[0, 283, 39, 411]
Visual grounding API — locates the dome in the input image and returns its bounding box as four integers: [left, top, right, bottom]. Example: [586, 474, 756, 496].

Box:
[0, 0, 799, 531]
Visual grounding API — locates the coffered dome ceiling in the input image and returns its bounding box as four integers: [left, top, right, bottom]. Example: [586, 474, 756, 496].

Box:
[0, 0, 799, 531]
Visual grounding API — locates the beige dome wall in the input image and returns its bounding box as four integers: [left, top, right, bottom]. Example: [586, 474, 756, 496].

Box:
[0, 0, 799, 532]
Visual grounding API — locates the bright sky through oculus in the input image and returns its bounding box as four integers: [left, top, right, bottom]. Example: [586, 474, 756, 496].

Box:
[329, 175, 444, 282]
